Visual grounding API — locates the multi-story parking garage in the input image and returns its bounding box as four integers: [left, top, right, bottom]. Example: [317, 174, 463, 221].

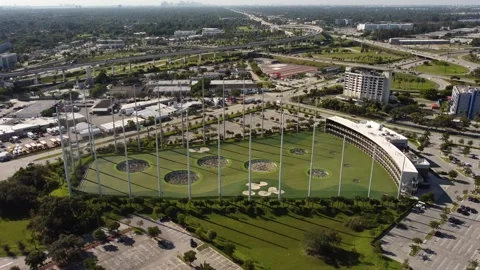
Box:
[326, 116, 421, 196]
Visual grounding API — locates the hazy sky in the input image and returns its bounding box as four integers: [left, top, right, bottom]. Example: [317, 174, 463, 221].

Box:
[3, 0, 480, 6]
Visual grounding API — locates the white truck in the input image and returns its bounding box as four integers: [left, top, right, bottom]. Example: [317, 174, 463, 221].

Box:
[27, 132, 38, 140]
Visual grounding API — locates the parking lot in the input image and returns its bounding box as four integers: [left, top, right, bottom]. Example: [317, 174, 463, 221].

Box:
[382, 198, 480, 270]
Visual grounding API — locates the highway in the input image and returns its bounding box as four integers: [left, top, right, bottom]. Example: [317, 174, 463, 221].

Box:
[0, 27, 322, 79]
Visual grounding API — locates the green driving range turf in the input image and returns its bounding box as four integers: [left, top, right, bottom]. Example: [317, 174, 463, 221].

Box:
[79, 132, 397, 199]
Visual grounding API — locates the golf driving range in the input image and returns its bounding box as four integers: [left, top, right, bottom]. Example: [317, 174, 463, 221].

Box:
[78, 132, 398, 199]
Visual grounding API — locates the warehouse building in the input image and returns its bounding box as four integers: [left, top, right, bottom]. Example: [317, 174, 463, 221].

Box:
[259, 63, 318, 79]
[96, 39, 125, 49]
[389, 38, 450, 45]
[357, 23, 413, 31]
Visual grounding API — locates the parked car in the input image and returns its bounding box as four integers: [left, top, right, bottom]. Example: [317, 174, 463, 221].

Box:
[159, 216, 169, 222]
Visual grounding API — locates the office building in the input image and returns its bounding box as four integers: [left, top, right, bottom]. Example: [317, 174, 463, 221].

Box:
[449, 85, 480, 120]
[0, 53, 17, 71]
[357, 23, 413, 31]
[174, 30, 197, 37]
[0, 42, 12, 53]
[343, 67, 392, 104]
[202, 28, 225, 36]
[326, 116, 421, 195]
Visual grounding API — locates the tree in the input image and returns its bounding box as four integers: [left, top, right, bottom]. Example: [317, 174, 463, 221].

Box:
[429, 220, 440, 230]
[412, 237, 423, 245]
[183, 250, 197, 264]
[448, 170, 458, 179]
[25, 250, 46, 270]
[303, 229, 341, 257]
[463, 146, 471, 155]
[147, 226, 161, 238]
[441, 132, 450, 143]
[93, 229, 107, 242]
[207, 229, 217, 241]
[47, 234, 84, 266]
[199, 261, 216, 270]
[9, 266, 21, 270]
[420, 88, 437, 100]
[243, 260, 255, 270]
[467, 140, 474, 146]
[136, 220, 144, 227]
[105, 220, 120, 233]
[419, 192, 435, 204]
[223, 242, 236, 256]
[84, 257, 105, 270]
[401, 259, 410, 270]
[459, 138, 465, 144]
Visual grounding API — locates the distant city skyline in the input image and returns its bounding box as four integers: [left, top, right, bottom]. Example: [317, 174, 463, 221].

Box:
[4, 0, 480, 7]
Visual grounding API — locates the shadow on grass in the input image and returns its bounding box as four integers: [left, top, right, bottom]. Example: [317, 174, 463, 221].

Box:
[308, 247, 361, 268]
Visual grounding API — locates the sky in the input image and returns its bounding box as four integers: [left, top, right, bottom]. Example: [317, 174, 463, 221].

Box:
[2, 0, 480, 6]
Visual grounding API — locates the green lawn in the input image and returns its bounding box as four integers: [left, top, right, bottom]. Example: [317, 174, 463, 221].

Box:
[313, 47, 404, 64]
[79, 132, 397, 199]
[188, 210, 400, 270]
[392, 73, 438, 90]
[414, 61, 469, 75]
[237, 26, 251, 32]
[0, 219, 37, 256]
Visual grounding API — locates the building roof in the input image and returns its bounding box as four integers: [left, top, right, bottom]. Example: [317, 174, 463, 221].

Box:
[120, 98, 172, 110]
[259, 63, 318, 77]
[328, 116, 416, 173]
[14, 100, 58, 118]
[99, 117, 145, 132]
[146, 80, 190, 86]
[454, 85, 480, 93]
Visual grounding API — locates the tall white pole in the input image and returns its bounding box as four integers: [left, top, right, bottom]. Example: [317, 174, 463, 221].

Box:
[83, 88, 94, 155]
[368, 147, 376, 198]
[180, 83, 184, 146]
[242, 79, 246, 140]
[121, 115, 132, 198]
[278, 112, 284, 201]
[83, 91, 102, 196]
[64, 109, 74, 172]
[261, 88, 265, 137]
[202, 79, 206, 145]
[308, 106, 317, 198]
[111, 96, 117, 153]
[157, 91, 163, 150]
[222, 79, 226, 141]
[155, 107, 161, 198]
[69, 92, 80, 162]
[133, 84, 141, 151]
[397, 156, 407, 199]
[56, 106, 72, 197]
[296, 95, 300, 133]
[338, 135, 346, 196]
[218, 117, 222, 199]
[248, 113, 253, 201]
[186, 110, 192, 200]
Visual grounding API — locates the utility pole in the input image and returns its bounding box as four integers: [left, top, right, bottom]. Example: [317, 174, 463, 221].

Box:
[55, 106, 72, 197]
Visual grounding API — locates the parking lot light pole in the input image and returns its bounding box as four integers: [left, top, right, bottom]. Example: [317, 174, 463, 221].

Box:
[155, 108, 161, 198]
[56, 106, 72, 197]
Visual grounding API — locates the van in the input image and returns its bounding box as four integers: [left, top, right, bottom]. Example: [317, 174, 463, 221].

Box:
[27, 132, 38, 140]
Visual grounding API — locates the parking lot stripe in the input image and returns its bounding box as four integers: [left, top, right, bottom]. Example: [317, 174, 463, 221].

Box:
[452, 262, 461, 270]
[435, 256, 448, 268]
[466, 244, 474, 255]
[465, 225, 473, 235]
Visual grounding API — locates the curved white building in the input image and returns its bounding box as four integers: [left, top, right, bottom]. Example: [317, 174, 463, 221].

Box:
[326, 116, 419, 195]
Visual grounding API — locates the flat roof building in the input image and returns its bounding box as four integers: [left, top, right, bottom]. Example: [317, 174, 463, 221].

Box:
[389, 38, 450, 45]
[202, 28, 225, 36]
[326, 116, 419, 195]
[343, 67, 392, 104]
[449, 85, 480, 120]
[259, 63, 318, 79]
[96, 39, 125, 49]
[174, 30, 197, 37]
[357, 23, 413, 31]
[0, 53, 17, 71]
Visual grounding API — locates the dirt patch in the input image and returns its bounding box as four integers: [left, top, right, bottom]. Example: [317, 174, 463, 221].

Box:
[308, 169, 330, 178]
[290, 148, 307, 155]
[197, 156, 228, 168]
[245, 159, 277, 172]
[165, 170, 199, 185]
[116, 159, 150, 173]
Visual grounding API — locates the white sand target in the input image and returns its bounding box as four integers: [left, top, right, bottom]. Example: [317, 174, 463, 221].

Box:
[245, 183, 261, 190]
[242, 191, 256, 196]
[259, 181, 268, 187]
[267, 186, 285, 195]
[189, 147, 210, 153]
[258, 191, 272, 196]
